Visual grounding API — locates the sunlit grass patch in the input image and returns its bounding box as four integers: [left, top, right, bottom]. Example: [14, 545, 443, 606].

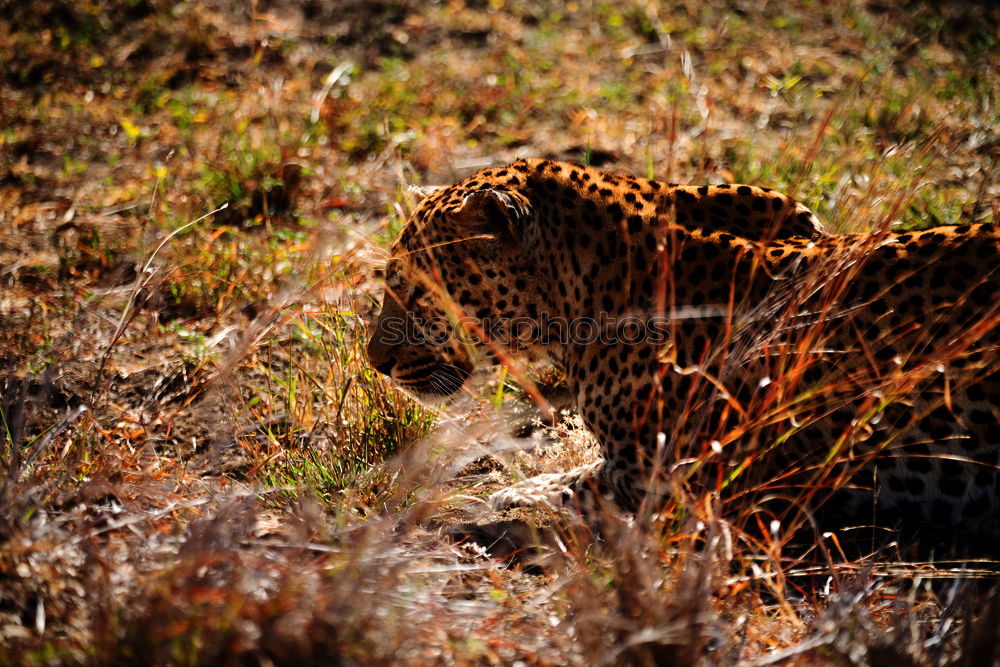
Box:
[241, 303, 437, 505]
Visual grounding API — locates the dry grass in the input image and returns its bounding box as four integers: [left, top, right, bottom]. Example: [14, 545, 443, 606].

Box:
[2, 0, 999, 664]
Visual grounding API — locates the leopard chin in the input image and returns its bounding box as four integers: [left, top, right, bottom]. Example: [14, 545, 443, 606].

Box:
[396, 361, 471, 399]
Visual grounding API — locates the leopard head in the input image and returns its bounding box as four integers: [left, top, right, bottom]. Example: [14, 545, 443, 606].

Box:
[367, 182, 540, 398]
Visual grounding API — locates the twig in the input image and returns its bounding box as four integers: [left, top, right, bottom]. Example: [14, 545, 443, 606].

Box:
[20, 405, 88, 473]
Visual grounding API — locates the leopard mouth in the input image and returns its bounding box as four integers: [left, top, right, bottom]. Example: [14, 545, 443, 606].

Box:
[394, 358, 472, 398]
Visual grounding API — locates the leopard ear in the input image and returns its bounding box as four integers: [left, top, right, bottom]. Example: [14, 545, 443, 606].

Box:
[452, 189, 530, 245]
[408, 184, 445, 201]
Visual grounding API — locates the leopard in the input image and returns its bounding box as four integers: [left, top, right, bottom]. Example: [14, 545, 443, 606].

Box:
[367, 157, 1000, 542]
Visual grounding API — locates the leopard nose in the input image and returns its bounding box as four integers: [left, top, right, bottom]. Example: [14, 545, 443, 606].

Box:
[374, 359, 396, 376]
